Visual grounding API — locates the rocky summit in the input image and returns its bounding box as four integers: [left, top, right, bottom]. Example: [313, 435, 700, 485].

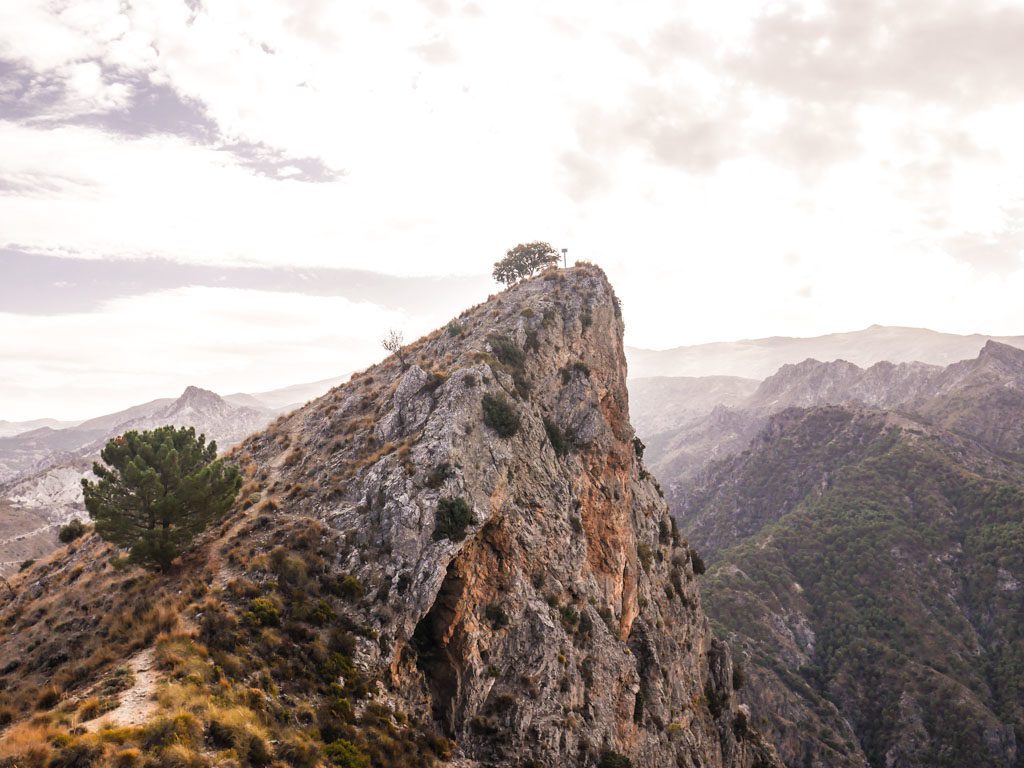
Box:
[0, 265, 781, 768]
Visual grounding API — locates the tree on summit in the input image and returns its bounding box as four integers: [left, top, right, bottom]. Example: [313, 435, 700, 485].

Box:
[81, 425, 241, 571]
[493, 241, 559, 286]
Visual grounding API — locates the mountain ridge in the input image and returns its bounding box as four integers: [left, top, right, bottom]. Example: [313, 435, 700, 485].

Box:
[627, 325, 1024, 380]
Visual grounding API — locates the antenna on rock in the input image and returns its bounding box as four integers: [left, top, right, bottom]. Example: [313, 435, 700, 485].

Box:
[561, 248, 568, 268]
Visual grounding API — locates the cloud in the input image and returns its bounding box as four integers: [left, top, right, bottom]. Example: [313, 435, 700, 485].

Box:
[0, 249, 492, 316]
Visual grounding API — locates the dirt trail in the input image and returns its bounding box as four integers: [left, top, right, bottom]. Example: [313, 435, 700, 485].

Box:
[87, 648, 158, 731]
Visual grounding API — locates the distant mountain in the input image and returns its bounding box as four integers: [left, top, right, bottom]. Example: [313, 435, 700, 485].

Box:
[0, 387, 275, 575]
[628, 375, 759, 436]
[670, 343, 1024, 767]
[225, 374, 349, 411]
[0, 397, 174, 484]
[0, 418, 80, 439]
[626, 325, 1024, 379]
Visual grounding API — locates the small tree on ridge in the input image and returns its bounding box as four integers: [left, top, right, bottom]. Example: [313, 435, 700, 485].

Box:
[493, 242, 559, 286]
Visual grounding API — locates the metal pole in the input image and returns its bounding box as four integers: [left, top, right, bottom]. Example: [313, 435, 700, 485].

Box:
[561, 248, 567, 268]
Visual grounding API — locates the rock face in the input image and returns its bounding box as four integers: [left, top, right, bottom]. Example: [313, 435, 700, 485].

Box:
[0, 266, 781, 768]
[230, 266, 780, 767]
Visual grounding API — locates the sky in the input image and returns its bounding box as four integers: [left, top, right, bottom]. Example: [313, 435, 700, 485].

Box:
[2, 0, 1024, 420]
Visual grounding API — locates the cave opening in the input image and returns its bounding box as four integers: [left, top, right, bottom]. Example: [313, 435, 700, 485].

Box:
[412, 559, 466, 736]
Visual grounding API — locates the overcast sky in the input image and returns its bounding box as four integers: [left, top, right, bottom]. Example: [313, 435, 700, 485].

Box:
[3, 0, 1024, 420]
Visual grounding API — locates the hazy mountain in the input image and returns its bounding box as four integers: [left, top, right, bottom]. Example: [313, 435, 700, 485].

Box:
[627, 325, 1024, 379]
[225, 374, 349, 411]
[0, 397, 175, 484]
[670, 344, 1024, 767]
[0, 418, 80, 439]
[0, 266, 781, 768]
[628, 375, 759, 436]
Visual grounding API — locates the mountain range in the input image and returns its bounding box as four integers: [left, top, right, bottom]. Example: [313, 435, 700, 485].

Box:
[627, 325, 1024, 380]
[649, 341, 1024, 767]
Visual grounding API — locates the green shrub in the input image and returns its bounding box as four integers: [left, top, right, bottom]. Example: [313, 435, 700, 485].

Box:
[434, 497, 474, 542]
[485, 604, 509, 629]
[598, 750, 632, 768]
[487, 334, 524, 370]
[690, 549, 706, 575]
[637, 543, 653, 571]
[338, 575, 363, 601]
[544, 418, 569, 457]
[245, 598, 281, 627]
[632, 436, 645, 460]
[58, 518, 87, 543]
[324, 739, 370, 768]
[482, 394, 520, 437]
[47, 740, 103, 768]
[446, 321, 465, 337]
[426, 462, 455, 489]
[19, 559, 34, 572]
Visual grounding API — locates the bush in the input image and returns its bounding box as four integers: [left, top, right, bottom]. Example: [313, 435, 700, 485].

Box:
[58, 518, 87, 543]
[337, 575, 363, 601]
[482, 394, 520, 438]
[485, 604, 509, 629]
[324, 739, 370, 768]
[732, 664, 747, 691]
[487, 335, 524, 370]
[434, 497, 474, 542]
[245, 598, 281, 627]
[47, 740, 103, 768]
[690, 549, 706, 575]
[544, 418, 570, 457]
[599, 750, 632, 768]
[426, 462, 455, 489]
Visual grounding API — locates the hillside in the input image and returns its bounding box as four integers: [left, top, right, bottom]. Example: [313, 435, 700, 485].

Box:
[626, 325, 1024, 380]
[673, 350, 1024, 767]
[0, 266, 781, 768]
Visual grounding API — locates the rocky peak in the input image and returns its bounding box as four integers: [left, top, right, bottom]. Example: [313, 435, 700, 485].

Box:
[975, 340, 1024, 380]
[746, 357, 941, 412]
[224, 265, 780, 766]
[172, 385, 228, 411]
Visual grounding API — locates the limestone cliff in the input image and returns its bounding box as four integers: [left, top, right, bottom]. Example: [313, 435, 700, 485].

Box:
[0, 265, 780, 768]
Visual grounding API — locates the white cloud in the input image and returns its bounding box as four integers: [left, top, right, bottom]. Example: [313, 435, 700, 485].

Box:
[2, 0, 1024, 418]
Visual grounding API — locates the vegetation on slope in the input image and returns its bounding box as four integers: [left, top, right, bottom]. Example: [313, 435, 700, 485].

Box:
[697, 414, 1024, 767]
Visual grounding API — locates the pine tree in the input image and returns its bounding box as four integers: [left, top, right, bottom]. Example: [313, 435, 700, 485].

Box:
[82, 426, 242, 570]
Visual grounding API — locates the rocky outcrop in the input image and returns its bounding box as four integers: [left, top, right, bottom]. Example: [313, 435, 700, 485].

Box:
[229, 266, 780, 766]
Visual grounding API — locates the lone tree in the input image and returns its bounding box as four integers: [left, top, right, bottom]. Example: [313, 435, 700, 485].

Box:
[381, 329, 407, 368]
[493, 241, 559, 286]
[81, 426, 241, 571]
